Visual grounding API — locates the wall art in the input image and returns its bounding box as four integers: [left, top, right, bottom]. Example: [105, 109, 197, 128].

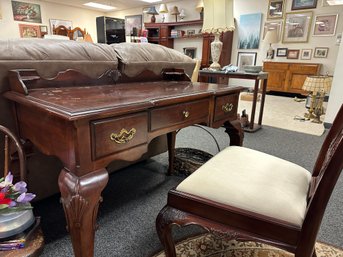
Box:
[313, 14, 338, 36]
[314, 47, 329, 58]
[12, 1, 42, 23]
[237, 52, 257, 71]
[301, 49, 312, 59]
[238, 13, 262, 49]
[287, 49, 300, 59]
[125, 15, 142, 36]
[267, 0, 285, 19]
[19, 23, 41, 38]
[292, 0, 317, 10]
[283, 11, 313, 43]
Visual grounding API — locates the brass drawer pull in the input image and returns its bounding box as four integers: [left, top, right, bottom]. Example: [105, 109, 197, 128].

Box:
[222, 103, 234, 113]
[110, 128, 136, 144]
[183, 110, 190, 118]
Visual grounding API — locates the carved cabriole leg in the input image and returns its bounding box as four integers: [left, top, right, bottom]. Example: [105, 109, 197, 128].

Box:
[167, 131, 176, 176]
[156, 206, 185, 257]
[224, 120, 244, 146]
[58, 168, 109, 257]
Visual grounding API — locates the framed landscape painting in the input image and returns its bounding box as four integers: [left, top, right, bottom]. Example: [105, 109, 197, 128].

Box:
[283, 11, 313, 43]
[237, 52, 257, 71]
[238, 13, 262, 49]
[313, 14, 338, 36]
[292, 0, 317, 10]
[12, 1, 42, 23]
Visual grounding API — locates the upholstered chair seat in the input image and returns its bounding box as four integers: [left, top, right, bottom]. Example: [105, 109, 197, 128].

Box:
[157, 105, 343, 257]
[176, 146, 311, 227]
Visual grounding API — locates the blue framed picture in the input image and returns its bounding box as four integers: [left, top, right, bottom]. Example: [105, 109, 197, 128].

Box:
[238, 13, 262, 49]
[292, 0, 317, 10]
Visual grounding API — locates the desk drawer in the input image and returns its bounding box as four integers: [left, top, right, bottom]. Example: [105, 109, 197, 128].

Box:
[91, 112, 148, 160]
[214, 94, 238, 122]
[150, 99, 209, 131]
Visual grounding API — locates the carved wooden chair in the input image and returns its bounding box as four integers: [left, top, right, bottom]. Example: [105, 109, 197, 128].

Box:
[0, 125, 26, 181]
[52, 25, 71, 37]
[156, 104, 343, 257]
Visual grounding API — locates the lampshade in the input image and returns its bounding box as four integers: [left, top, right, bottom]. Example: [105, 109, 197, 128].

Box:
[170, 6, 180, 15]
[196, 0, 204, 12]
[264, 29, 278, 44]
[302, 76, 333, 94]
[202, 0, 235, 34]
[146, 6, 159, 15]
[159, 4, 168, 13]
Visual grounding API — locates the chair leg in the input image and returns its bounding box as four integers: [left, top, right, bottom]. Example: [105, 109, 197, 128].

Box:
[312, 249, 317, 257]
[156, 206, 178, 257]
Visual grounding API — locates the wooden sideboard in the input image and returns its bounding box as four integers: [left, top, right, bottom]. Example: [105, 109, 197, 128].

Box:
[263, 62, 321, 94]
[4, 69, 243, 257]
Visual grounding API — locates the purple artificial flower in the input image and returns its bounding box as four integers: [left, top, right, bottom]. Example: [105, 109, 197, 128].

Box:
[13, 181, 27, 194]
[17, 193, 36, 204]
[0, 172, 13, 188]
[1, 186, 10, 193]
[9, 201, 17, 207]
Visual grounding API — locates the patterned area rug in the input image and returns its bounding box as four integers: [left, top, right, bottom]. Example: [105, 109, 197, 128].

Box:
[153, 233, 343, 257]
[238, 94, 326, 136]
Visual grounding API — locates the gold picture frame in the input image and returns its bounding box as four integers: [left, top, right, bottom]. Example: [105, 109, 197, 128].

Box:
[267, 0, 285, 19]
[282, 11, 313, 43]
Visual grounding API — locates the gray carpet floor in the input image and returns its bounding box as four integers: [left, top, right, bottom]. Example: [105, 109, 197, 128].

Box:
[33, 125, 343, 256]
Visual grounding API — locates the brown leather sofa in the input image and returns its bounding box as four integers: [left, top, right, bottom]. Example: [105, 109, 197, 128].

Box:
[0, 39, 195, 200]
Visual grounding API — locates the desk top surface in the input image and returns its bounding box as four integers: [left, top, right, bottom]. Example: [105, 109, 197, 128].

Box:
[199, 69, 268, 79]
[4, 81, 242, 120]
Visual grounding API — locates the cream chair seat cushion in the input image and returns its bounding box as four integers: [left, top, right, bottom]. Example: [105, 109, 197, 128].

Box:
[176, 146, 311, 227]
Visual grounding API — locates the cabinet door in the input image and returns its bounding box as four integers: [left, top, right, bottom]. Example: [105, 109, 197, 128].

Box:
[288, 64, 321, 94]
[263, 62, 288, 92]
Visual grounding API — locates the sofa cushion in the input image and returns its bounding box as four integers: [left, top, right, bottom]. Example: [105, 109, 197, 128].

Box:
[0, 39, 118, 79]
[176, 146, 311, 227]
[111, 43, 196, 78]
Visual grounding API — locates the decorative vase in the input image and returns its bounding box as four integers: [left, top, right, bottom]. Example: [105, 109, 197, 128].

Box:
[0, 209, 35, 239]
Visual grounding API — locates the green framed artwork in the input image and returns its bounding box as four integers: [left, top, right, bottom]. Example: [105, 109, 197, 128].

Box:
[292, 0, 317, 10]
[11, 1, 42, 23]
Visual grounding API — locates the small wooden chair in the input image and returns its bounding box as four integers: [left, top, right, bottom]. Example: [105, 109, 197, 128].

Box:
[156, 104, 343, 257]
[0, 125, 26, 181]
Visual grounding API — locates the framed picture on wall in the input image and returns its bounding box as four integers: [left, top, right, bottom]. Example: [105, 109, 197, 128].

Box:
[276, 48, 288, 57]
[267, 0, 285, 19]
[125, 15, 142, 36]
[49, 19, 72, 32]
[291, 0, 317, 10]
[237, 52, 257, 71]
[287, 49, 300, 59]
[301, 49, 312, 59]
[12, 1, 42, 23]
[314, 47, 329, 58]
[18, 23, 41, 38]
[183, 47, 197, 59]
[313, 14, 338, 36]
[282, 11, 313, 43]
[263, 20, 283, 40]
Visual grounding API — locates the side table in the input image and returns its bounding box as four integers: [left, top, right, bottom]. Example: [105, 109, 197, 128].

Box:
[199, 70, 268, 132]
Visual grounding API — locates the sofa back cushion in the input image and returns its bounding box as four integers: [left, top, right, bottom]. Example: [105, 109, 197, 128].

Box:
[111, 43, 196, 79]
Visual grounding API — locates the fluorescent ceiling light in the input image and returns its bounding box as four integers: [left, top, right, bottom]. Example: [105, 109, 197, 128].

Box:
[84, 2, 116, 10]
[141, 0, 162, 3]
[326, 0, 343, 5]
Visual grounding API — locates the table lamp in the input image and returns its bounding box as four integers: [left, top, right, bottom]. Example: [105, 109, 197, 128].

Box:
[264, 29, 278, 59]
[170, 6, 180, 22]
[302, 75, 333, 123]
[147, 6, 159, 23]
[202, 0, 235, 70]
[196, 0, 204, 20]
[159, 4, 168, 23]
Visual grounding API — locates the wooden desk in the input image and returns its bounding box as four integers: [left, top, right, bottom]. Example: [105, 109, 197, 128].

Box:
[199, 70, 268, 132]
[4, 69, 243, 257]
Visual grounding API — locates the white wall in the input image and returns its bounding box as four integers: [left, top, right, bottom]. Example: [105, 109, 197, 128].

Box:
[324, 40, 343, 123]
[0, 0, 104, 42]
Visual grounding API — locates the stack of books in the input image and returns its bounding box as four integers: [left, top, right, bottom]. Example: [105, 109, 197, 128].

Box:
[0, 217, 40, 251]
